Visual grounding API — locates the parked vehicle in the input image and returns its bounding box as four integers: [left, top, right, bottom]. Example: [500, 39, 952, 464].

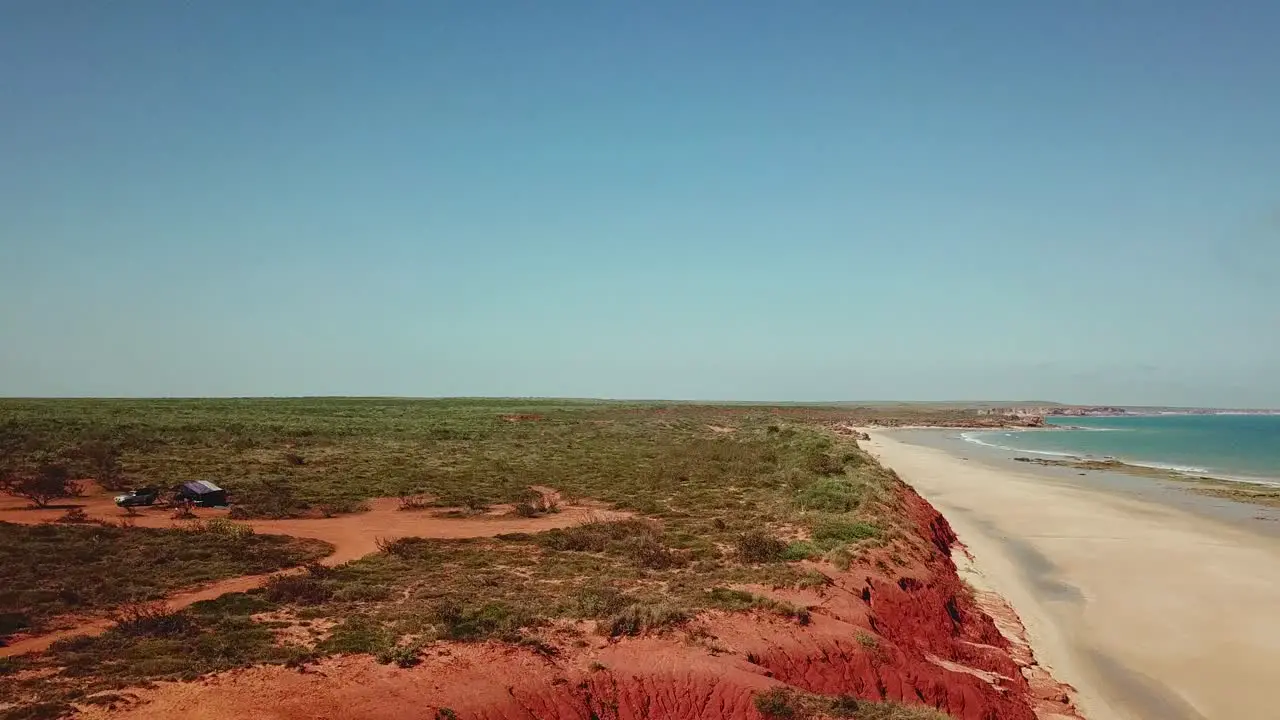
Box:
[114, 487, 161, 507]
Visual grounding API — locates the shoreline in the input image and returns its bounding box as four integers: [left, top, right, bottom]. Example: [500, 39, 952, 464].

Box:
[953, 425, 1280, 490]
[863, 428, 1280, 720]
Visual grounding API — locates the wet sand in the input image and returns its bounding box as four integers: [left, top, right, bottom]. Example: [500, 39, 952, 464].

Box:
[865, 429, 1280, 720]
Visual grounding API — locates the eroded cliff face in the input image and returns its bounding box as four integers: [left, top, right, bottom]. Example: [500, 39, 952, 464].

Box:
[80, 487, 1078, 720]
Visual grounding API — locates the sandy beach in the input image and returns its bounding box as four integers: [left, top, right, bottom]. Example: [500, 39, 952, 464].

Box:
[865, 429, 1280, 720]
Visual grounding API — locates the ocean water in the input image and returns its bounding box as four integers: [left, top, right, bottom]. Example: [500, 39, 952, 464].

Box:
[963, 414, 1280, 482]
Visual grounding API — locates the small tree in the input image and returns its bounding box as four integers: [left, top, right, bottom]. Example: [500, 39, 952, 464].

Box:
[75, 440, 126, 490]
[1, 464, 84, 508]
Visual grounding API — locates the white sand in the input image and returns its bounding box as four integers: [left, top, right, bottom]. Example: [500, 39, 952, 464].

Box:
[865, 430, 1280, 720]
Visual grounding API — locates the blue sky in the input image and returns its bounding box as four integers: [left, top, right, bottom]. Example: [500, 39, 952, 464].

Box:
[2, 2, 1278, 405]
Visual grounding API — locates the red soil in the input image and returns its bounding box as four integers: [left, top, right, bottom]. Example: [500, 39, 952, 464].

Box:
[61, 485, 1083, 720]
[0, 485, 626, 657]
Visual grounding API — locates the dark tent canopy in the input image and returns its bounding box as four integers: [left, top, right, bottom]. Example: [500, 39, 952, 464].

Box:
[174, 480, 227, 507]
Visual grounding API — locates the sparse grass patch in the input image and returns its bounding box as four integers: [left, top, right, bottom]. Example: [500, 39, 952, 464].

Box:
[333, 584, 393, 603]
[705, 588, 810, 623]
[188, 517, 255, 539]
[263, 570, 333, 606]
[54, 507, 93, 524]
[605, 603, 688, 637]
[812, 519, 881, 545]
[321, 614, 391, 655]
[540, 518, 685, 569]
[375, 642, 421, 668]
[0, 655, 24, 676]
[0, 521, 328, 638]
[754, 687, 949, 720]
[755, 687, 805, 718]
[397, 493, 430, 511]
[437, 601, 528, 640]
[782, 540, 821, 561]
[795, 477, 863, 513]
[110, 602, 196, 638]
[735, 530, 787, 563]
[513, 496, 559, 517]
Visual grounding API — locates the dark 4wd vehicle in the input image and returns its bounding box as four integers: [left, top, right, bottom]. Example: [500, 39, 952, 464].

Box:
[114, 487, 161, 507]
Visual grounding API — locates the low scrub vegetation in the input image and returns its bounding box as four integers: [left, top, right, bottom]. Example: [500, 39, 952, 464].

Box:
[604, 603, 689, 637]
[262, 572, 334, 606]
[754, 687, 950, 719]
[705, 587, 811, 624]
[0, 464, 82, 508]
[0, 521, 329, 638]
[812, 519, 881, 545]
[0, 399, 952, 718]
[735, 530, 789, 563]
[795, 477, 863, 513]
[539, 518, 686, 568]
[110, 602, 196, 638]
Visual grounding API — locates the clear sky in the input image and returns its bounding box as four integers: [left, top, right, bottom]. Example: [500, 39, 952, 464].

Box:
[2, 2, 1278, 406]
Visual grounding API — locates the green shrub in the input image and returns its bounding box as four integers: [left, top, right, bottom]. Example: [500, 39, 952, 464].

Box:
[735, 530, 787, 563]
[574, 585, 629, 617]
[540, 519, 683, 568]
[753, 688, 947, 720]
[322, 614, 389, 655]
[191, 518, 254, 539]
[333, 584, 393, 602]
[805, 452, 846, 476]
[754, 687, 802, 718]
[705, 587, 757, 610]
[263, 574, 332, 605]
[376, 643, 421, 668]
[0, 655, 24, 676]
[540, 518, 659, 552]
[231, 478, 310, 518]
[627, 534, 683, 569]
[0, 611, 31, 635]
[605, 603, 687, 637]
[437, 602, 525, 640]
[375, 536, 435, 559]
[189, 592, 274, 617]
[795, 569, 831, 589]
[706, 588, 810, 623]
[110, 603, 196, 638]
[812, 520, 880, 545]
[55, 507, 93, 524]
[782, 540, 821, 561]
[795, 478, 861, 513]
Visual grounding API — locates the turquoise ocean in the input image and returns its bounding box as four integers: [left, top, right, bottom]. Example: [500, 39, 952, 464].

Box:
[963, 414, 1280, 483]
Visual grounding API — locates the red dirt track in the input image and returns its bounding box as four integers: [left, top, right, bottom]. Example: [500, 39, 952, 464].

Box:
[0, 486, 626, 657]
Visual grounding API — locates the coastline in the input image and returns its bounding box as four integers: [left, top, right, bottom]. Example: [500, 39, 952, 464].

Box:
[863, 428, 1280, 720]
[957, 422, 1280, 489]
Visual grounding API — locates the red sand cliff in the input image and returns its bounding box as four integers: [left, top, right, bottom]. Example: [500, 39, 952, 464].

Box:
[79, 485, 1079, 720]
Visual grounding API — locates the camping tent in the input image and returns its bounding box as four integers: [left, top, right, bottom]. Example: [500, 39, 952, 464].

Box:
[174, 480, 227, 507]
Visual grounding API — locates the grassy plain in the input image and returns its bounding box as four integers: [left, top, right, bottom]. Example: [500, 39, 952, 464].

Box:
[0, 398, 1000, 720]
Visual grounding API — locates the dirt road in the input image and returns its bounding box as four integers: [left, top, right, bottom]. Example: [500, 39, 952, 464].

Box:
[0, 487, 626, 656]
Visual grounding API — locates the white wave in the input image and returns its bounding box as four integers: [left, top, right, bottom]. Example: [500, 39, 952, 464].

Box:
[960, 432, 1079, 458]
[1128, 461, 1211, 474]
[960, 435, 1280, 487]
